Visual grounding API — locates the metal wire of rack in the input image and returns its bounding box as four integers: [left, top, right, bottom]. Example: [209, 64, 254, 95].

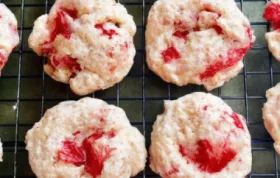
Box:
[0, 0, 278, 177]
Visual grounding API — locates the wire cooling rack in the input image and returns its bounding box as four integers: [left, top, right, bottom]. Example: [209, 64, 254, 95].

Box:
[0, 0, 279, 177]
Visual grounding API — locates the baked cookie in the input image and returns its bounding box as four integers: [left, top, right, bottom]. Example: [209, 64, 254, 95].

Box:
[146, 0, 254, 91]
[0, 140, 2, 162]
[263, 0, 280, 62]
[0, 3, 19, 73]
[150, 92, 251, 178]
[28, 0, 136, 95]
[263, 83, 280, 154]
[25, 97, 147, 178]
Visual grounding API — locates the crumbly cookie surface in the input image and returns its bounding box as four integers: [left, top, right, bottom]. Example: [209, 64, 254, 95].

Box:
[25, 97, 147, 178]
[28, 0, 136, 95]
[263, 83, 280, 154]
[150, 92, 251, 178]
[0, 3, 19, 73]
[263, 0, 280, 62]
[146, 0, 255, 91]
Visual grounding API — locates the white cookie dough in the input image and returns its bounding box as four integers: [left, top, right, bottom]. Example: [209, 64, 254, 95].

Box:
[263, 83, 280, 154]
[263, 0, 280, 62]
[150, 92, 251, 178]
[29, 0, 136, 95]
[146, 0, 255, 91]
[0, 139, 2, 162]
[0, 3, 19, 73]
[25, 97, 147, 178]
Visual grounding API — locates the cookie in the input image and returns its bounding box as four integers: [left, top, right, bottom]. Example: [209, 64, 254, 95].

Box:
[146, 0, 255, 91]
[263, 0, 280, 62]
[28, 0, 136, 95]
[25, 97, 147, 178]
[0, 140, 2, 162]
[0, 3, 19, 73]
[150, 92, 251, 178]
[263, 83, 280, 154]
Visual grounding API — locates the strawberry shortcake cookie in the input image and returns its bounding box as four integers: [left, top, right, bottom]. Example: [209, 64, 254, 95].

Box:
[150, 92, 251, 178]
[263, 83, 280, 154]
[0, 140, 2, 162]
[28, 0, 136, 95]
[0, 3, 19, 73]
[25, 97, 147, 178]
[146, 0, 255, 91]
[263, 0, 280, 62]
